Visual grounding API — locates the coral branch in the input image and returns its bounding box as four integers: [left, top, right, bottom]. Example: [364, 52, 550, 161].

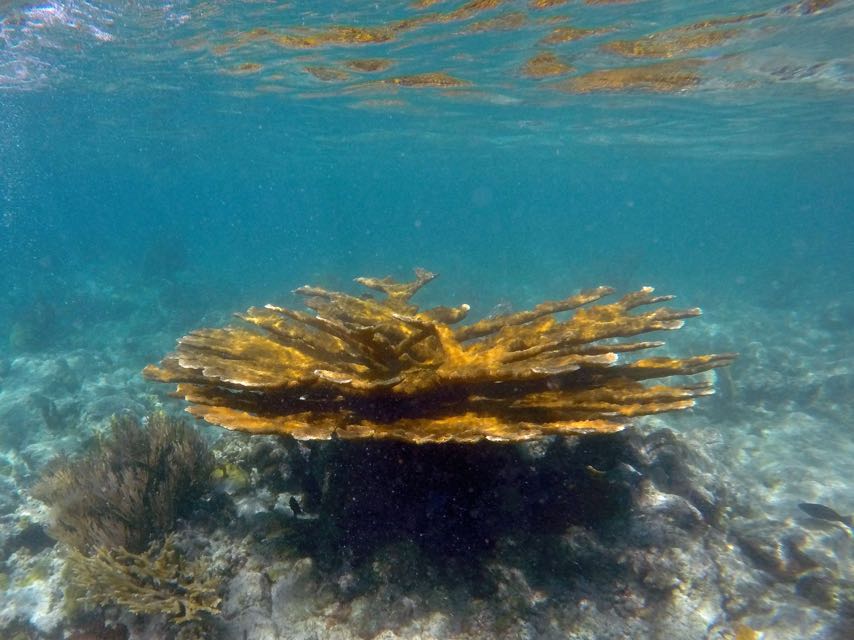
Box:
[66, 536, 221, 625]
[144, 270, 735, 443]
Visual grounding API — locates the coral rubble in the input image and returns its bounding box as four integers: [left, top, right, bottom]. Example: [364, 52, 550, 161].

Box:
[145, 270, 734, 443]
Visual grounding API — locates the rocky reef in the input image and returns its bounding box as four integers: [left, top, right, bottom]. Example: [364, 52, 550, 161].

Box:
[28, 413, 221, 632]
[144, 270, 734, 443]
[1, 269, 851, 640]
[165, 423, 854, 640]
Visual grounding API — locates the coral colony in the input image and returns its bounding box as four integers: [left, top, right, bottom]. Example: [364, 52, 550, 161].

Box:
[144, 269, 735, 443]
[35, 413, 219, 623]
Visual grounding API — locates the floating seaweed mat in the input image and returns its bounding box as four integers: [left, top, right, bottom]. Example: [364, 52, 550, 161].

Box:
[144, 269, 735, 444]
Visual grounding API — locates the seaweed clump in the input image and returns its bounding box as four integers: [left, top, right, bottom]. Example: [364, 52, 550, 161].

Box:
[33, 412, 220, 624]
[144, 270, 735, 443]
[34, 412, 213, 553]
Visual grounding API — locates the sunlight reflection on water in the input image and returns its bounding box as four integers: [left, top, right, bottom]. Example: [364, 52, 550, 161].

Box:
[0, 0, 851, 152]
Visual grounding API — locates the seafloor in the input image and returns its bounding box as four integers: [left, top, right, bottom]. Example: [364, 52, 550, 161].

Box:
[0, 273, 851, 640]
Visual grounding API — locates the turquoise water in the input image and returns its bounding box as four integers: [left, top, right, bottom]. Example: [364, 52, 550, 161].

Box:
[0, 2, 853, 637]
[2, 0, 852, 331]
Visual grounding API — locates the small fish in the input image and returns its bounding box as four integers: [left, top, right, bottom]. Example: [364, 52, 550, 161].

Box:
[585, 462, 643, 487]
[289, 496, 303, 517]
[798, 502, 853, 528]
[585, 465, 606, 478]
[210, 462, 250, 493]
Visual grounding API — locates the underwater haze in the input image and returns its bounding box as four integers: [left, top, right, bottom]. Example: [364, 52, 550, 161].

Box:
[0, 1, 853, 639]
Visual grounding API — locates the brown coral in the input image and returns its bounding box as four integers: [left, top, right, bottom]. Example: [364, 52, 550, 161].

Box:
[66, 535, 221, 625]
[33, 412, 213, 553]
[144, 270, 734, 444]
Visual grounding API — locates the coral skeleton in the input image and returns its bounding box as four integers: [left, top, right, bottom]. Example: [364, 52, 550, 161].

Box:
[145, 270, 735, 443]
